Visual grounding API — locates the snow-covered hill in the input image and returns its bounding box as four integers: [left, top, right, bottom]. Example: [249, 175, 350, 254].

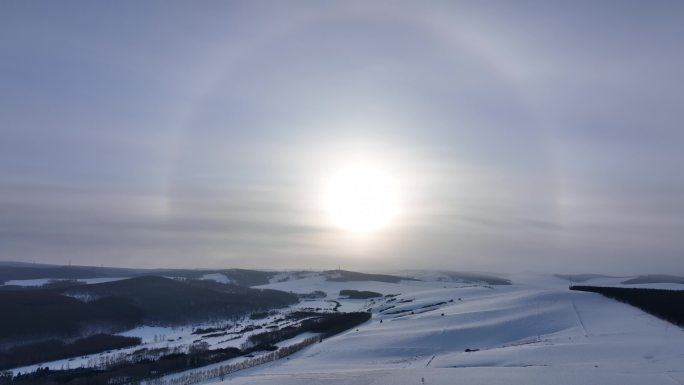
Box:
[208, 273, 684, 385]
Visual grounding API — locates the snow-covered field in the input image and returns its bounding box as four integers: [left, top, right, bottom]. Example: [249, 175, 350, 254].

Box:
[6, 271, 683, 384]
[201, 273, 684, 385]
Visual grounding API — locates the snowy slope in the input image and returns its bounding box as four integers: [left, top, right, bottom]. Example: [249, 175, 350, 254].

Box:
[206, 274, 684, 385]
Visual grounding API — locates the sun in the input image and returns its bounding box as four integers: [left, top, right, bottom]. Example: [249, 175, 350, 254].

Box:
[324, 164, 399, 233]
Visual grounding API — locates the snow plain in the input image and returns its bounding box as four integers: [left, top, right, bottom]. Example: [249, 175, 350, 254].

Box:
[6, 272, 683, 384]
[205, 273, 684, 385]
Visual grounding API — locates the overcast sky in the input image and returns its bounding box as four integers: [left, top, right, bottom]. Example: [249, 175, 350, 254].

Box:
[1, 1, 683, 274]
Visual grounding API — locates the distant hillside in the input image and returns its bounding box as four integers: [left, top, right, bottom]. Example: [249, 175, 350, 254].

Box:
[440, 272, 511, 285]
[0, 289, 143, 344]
[207, 269, 275, 286]
[122, 268, 276, 286]
[0, 276, 298, 345]
[0, 266, 132, 284]
[555, 274, 618, 283]
[0, 261, 276, 287]
[323, 270, 418, 283]
[621, 275, 684, 285]
[63, 276, 298, 324]
[398, 271, 511, 285]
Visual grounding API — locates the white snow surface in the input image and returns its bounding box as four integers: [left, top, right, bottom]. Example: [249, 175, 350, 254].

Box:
[200, 273, 233, 284]
[203, 273, 684, 385]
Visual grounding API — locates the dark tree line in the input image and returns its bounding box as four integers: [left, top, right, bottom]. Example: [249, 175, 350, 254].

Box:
[0, 290, 144, 342]
[149, 336, 321, 385]
[246, 311, 371, 347]
[339, 290, 382, 299]
[0, 276, 298, 347]
[0, 334, 141, 370]
[62, 276, 298, 325]
[4, 334, 320, 385]
[570, 285, 684, 326]
[3, 311, 371, 385]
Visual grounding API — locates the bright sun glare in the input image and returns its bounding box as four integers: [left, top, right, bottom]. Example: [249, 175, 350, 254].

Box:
[324, 164, 399, 233]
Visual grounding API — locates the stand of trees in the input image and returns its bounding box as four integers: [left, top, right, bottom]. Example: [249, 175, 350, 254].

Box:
[246, 312, 371, 348]
[148, 335, 321, 385]
[0, 291, 144, 343]
[0, 334, 141, 370]
[0, 276, 298, 348]
[570, 285, 684, 326]
[4, 336, 320, 385]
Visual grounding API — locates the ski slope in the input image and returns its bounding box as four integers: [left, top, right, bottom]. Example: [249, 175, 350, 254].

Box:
[208, 273, 684, 385]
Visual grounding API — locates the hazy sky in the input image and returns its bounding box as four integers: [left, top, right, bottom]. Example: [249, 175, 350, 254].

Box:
[2, 1, 683, 274]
